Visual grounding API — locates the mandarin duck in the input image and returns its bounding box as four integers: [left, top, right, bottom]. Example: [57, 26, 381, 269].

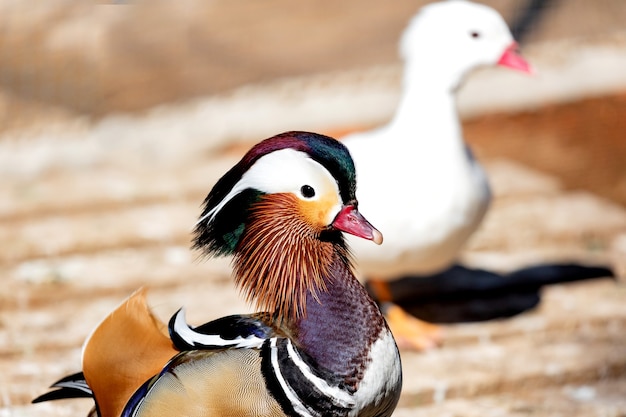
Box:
[33, 131, 402, 417]
[340, 0, 532, 350]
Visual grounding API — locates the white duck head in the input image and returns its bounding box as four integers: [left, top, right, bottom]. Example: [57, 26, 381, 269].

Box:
[400, 0, 532, 92]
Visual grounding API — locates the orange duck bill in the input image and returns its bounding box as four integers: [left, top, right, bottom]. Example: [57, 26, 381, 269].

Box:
[332, 205, 383, 245]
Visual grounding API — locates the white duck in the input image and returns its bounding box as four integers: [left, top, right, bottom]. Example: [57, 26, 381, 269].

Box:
[342, 0, 532, 350]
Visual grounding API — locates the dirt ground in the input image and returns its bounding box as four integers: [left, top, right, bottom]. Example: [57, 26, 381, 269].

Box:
[1, 1, 626, 416]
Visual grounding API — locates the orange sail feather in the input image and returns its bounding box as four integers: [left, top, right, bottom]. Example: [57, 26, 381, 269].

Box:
[82, 288, 178, 417]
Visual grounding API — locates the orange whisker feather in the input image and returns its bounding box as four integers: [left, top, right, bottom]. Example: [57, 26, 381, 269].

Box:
[233, 194, 336, 322]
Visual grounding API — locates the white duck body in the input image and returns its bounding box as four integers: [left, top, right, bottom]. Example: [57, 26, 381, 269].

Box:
[344, 0, 524, 279]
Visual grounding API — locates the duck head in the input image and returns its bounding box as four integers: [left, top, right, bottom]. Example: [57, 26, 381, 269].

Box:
[193, 131, 382, 320]
[400, 0, 532, 91]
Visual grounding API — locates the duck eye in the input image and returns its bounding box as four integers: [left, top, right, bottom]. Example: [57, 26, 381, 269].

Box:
[300, 185, 316, 198]
[470, 31, 481, 39]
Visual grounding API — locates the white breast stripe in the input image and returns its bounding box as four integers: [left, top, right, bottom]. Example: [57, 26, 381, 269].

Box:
[270, 338, 318, 417]
[350, 330, 402, 415]
[285, 340, 355, 408]
[173, 309, 265, 349]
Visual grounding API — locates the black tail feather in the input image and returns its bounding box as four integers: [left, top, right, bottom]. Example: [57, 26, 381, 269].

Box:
[32, 371, 92, 404]
[367, 263, 614, 323]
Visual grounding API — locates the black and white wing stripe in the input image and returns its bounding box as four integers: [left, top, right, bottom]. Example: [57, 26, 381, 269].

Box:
[169, 308, 355, 416]
[169, 309, 270, 350]
[261, 338, 355, 417]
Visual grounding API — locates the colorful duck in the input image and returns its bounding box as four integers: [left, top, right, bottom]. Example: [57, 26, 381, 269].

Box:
[34, 131, 402, 417]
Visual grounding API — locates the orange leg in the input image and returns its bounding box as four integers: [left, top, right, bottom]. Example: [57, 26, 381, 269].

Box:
[369, 279, 443, 351]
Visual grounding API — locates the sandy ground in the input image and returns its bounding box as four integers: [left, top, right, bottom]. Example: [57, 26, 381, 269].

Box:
[1, 1, 626, 416]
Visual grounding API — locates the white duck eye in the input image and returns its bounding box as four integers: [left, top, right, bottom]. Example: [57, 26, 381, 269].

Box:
[469, 30, 481, 39]
[300, 185, 316, 199]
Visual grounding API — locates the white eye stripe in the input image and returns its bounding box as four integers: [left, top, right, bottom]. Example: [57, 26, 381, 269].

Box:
[197, 149, 341, 226]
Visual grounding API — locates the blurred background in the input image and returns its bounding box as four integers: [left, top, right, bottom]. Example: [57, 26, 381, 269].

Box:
[1, 0, 625, 201]
[1, 1, 626, 416]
